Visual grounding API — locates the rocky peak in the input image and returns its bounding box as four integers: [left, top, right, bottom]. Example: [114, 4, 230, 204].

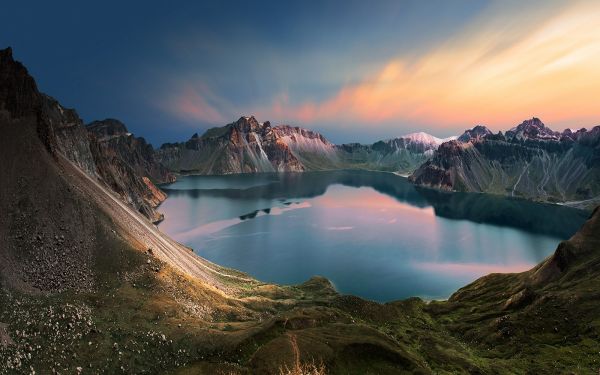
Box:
[506, 118, 560, 141]
[42, 94, 82, 130]
[233, 115, 269, 134]
[0, 47, 42, 119]
[0, 47, 56, 153]
[458, 125, 492, 143]
[87, 119, 129, 139]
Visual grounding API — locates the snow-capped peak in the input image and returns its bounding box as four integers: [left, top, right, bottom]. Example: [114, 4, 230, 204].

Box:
[401, 132, 456, 146]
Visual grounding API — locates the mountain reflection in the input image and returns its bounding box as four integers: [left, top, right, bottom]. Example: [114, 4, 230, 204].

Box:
[162, 170, 587, 239]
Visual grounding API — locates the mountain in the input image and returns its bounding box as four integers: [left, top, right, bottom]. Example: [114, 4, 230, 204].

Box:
[86, 118, 175, 185]
[402, 131, 457, 148]
[337, 132, 456, 173]
[457, 124, 492, 142]
[30, 88, 171, 223]
[157, 116, 315, 174]
[157, 117, 453, 175]
[410, 118, 600, 208]
[4, 46, 600, 374]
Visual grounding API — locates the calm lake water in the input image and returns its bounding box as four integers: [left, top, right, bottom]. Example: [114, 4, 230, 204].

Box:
[158, 170, 588, 301]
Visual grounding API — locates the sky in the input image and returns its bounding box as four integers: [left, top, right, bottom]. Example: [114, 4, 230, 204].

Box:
[2, 0, 600, 146]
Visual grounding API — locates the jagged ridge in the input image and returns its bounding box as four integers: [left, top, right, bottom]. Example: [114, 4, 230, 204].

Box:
[410, 118, 600, 207]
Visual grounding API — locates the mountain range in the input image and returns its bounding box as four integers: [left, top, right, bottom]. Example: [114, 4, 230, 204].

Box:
[156, 116, 451, 175]
[155, 114, 600, 208]
[411, 118, 600, 207]
[3, 46, 600, 373]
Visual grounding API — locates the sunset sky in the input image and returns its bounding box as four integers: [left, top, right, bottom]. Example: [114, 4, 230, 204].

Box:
[2, 0, 599, 144]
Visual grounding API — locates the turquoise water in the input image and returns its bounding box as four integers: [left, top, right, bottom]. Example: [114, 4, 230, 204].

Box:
[158, 170, 587, 302]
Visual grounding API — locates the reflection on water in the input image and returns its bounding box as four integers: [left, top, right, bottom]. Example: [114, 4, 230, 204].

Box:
[159, 170, 588, 301]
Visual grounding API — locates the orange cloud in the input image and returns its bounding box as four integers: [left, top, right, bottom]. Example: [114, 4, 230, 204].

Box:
[167, 85, 225, 124]
[261, 1, 600, 131]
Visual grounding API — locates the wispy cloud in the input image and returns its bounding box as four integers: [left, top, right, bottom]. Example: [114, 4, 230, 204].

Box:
[163, 84, 226, 125]
[157, 1, 600, 135]
[258, 0, 600, 131]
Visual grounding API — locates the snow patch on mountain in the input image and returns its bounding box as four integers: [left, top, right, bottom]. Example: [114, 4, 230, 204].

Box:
[400, 132, 457, 146]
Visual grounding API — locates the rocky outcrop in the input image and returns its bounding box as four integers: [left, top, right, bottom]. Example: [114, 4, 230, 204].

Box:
[87, 119, 175, 184]
[410, 118, 600, 207]
[48, 104, 169, 223]
[83, 119, 175, 222]
[0, 47, 56, 153]
[157, 116, 326, 174]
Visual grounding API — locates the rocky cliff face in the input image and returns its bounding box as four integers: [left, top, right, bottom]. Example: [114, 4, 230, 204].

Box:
[0, 47, 56, 154]
[87, 119, 175, 184]
[157, 116, 332, 174]
[410, 118, 600, 207]
[50, 104, 170, 223]
[0, 47, 168, 223]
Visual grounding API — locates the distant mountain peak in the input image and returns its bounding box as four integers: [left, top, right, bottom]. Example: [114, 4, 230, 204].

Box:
[507, 117, 560, 141]
[458, 125, 492, 143]
[400, 132, 456, 146]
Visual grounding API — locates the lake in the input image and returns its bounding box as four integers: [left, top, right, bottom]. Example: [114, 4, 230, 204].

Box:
[158, 170, 588, 302]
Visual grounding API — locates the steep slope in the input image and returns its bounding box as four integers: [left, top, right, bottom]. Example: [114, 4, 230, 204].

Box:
[410, 118, 600, 207]
[426, 206, 600, 373]
[272, 124, 339, 170]
[0, 46, 230, 292]
[31, 85, 170, 222]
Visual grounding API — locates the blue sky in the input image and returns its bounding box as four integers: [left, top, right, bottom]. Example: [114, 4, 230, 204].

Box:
[3, 1, 598, 145]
